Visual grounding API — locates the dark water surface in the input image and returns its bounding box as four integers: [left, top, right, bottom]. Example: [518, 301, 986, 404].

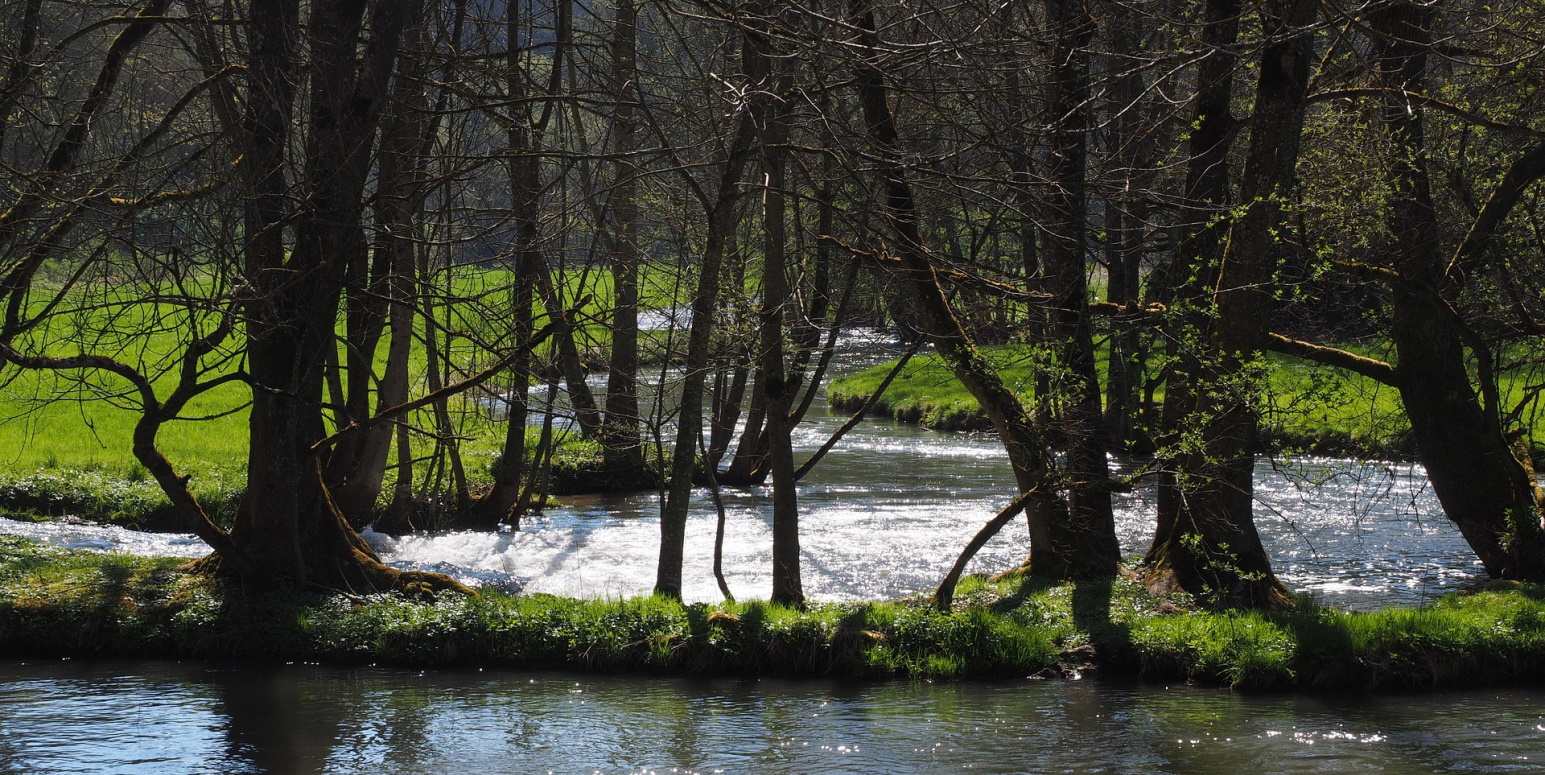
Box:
[1, 658, 1541, 774]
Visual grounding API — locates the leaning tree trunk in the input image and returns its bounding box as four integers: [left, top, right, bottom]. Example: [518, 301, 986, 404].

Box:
[850, 0, 1116, 579]
[1373, 1, 1545, 579]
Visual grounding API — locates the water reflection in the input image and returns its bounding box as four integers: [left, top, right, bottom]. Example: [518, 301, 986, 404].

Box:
[1, 659, 1541, 774]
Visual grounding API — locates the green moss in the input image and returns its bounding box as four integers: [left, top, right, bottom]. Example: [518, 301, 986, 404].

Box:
[4, 535, 1545, 690]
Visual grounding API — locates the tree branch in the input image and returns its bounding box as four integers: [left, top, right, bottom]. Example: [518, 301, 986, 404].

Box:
[1266, 332, 1399, 385]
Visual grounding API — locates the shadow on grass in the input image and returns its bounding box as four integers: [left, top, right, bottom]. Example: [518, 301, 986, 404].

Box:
[1277, 602, 1359, 690]
[1072, 577, 1134, 673]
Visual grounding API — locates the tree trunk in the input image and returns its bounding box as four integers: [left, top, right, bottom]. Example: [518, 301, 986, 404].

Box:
[1372, 1, 1545, 579]
[850, 0, 1116, 579]
[331, 9, 431, 521]
[1100, 0, 1155, 453]
[1146, 0, 1241, 567]
[476, 0, 543, 526]
[747, 6, 803, 606]
[1042, 0, 1119, 568]
[1145, 0, 1313, 609]
[599, 0, 652, 485]
[654, 99, 758, 599]
[220, 0, 464, 593]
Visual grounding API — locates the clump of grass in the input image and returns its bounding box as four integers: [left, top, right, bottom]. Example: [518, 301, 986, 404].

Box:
[1125, 609, 1298, 689]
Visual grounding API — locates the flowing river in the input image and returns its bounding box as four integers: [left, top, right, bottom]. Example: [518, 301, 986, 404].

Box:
[2, 334, 1534, 773]
[0, 410, 1481, 609]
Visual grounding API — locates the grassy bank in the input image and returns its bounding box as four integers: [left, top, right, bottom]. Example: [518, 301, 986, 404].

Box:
[4, 535, 1543, 691]
[828, 345, 1544, 459]
[0, 428, 614, 530]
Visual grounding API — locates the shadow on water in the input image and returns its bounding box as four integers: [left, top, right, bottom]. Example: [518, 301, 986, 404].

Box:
[207, 664, 344, 775]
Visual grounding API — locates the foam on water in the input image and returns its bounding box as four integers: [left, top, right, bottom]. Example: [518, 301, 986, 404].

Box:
[0, 517, 207, 558]
[0, 447, 1485, 608]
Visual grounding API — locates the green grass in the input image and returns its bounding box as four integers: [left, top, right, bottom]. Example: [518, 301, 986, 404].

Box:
[0, 263, 687, 521]
[4, 534, 1544, 689]
[829, 343, 1545, 458]
[828, 348, 1045, 432]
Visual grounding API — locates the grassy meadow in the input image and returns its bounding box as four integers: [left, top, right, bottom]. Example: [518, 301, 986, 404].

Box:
[0, 263, 699, 524]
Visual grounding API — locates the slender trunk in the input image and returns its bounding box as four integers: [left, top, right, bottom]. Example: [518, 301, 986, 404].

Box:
[850, 0, 1115, 579]
[1043, 0, 1118, 566]
[788, 179, 846, 425]
[479, 1, 541, 524]
[708, 363, 751, 468]
[1101, 1, 1153, 452]
[332, 10, 430, 520]
[533, 264, 603, 438]
[600, 0, 649, 480]
[654, 108, 758, 599]
[748, 11, 803, 605]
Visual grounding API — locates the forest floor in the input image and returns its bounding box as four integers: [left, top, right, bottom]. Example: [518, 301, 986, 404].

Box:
[2, 534, 1542, 691]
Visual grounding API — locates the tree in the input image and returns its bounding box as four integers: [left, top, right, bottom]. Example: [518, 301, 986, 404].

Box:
[846, 0, 1118, 581]
[1144, 0, 1317, 609]
[1269, 0, 1545, 580]
[0, 0, 474, 594]
[653, 9, 759, 600]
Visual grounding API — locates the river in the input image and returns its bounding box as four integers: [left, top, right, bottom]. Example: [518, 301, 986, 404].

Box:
[0, 658, 1541, 774]
[0, 337, 1526, 774]
[0, 410, 1480, 610]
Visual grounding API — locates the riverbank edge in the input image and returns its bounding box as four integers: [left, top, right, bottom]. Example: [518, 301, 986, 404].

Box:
[3, 536, 1543, 691]
[0, 444, 647, 532]
[826, 384, 1422, 461]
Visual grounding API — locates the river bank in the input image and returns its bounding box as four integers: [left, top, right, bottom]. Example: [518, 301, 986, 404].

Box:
[3, 535, 1541, 692]
[827, 348, 1545, 463]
